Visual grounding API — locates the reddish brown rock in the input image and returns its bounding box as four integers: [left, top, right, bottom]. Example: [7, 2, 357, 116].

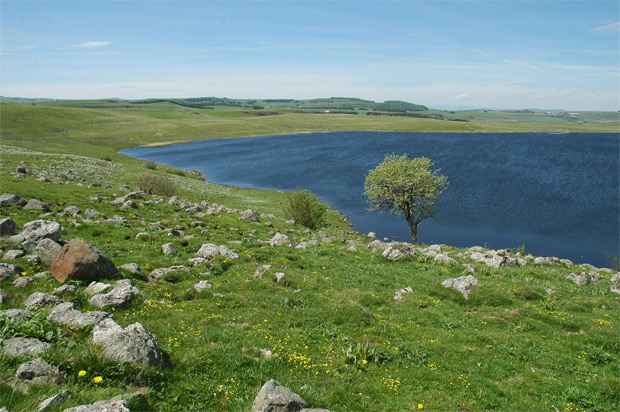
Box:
[50, 238, 118, 283]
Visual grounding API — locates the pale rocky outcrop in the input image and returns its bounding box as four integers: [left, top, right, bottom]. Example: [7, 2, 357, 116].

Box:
[21, 220, 62, 242]
[383, 242, 417, 260]
[442, 275, 479, 299]
[566, 271, 600, 286]
[196, 243, 239, 260]
[252, 379, 308, 412]
[2, 337, 52, 356]
[93, 318, 164, 367]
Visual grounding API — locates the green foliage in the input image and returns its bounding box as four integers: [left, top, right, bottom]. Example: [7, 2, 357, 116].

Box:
[145, 160, 158, 170]
[0, 311, 64, 343]
[364, 154, 448, 244]
[136, 173, 178, 197]
[284, 187, 327, 230]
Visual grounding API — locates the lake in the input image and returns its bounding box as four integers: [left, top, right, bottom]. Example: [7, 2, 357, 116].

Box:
[120, 132, 619, 268]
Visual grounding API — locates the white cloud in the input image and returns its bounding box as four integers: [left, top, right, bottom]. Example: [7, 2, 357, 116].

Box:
[591, 21, 620, 33]
[454, 93, 469, 100]
[72, 41, 111, 48]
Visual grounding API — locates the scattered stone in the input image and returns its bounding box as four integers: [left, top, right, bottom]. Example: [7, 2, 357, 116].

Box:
[21, 220, 62, 242]
[611, 285, 620, 294]
[269, 233, 294, 247]
[119, 263, 141, 274]
[0, 218, 20, 236]
[545, 288, 556, 295]
[0, 193, 27, 207]
[147, 265, 190, 282]
[3, 249, 25, 261]
[275, 272, 287, 283]
[346, 245, 357, 252]
[394, 287, 413, 304]
[367, 232, 377, 240]
[240, 209, 260, 222]
[23, 292, 62, 308]
[534, 256, 560, 265]
[63, 399, 129, 412]
[367, 239, 388, 251]
[252, 379, 308, 412]
[195, 243, 239, 260]
[16, 357, 64, 384]
[253, 265, 272, 279]
[442, 275, 479, 299]
[89, 281, 140, 309]
[162, 243, 178, 255]
[462, 263, 476, 274]
[52, 284, 77, 296]
[84, 208, 101, 219]
[105, 215, 128, 225]
[611, 273, 620, 284]
[2, 337, 52, 356]
[0, 288, 8, 304]
[1, 308, 32, 321]
[37, 390, 71, 411]
[33, 271, 50, 279]
[135, 231, 149, 239]
[64, 206, 82, 216]
[0, 262, 25, 281]
[383, 242, 417, 260]
[121, 200, 138, 210]
[260, 348, 274, 359]
[566, 271, 600, 286]
[36, 238, 63, 266]
[85, 281, 114, 295]
[434, 254, 457, 264]
[93, 318, 164, 367]
[50, 238, 119, 283]
[193, 280, 212, 292]
[12, 276, 33, 288]
[47, 302, 110, 328]
[23, 198, 51, 213]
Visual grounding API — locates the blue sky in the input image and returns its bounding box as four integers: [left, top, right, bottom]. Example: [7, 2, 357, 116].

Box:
[1, 0, 618, 110]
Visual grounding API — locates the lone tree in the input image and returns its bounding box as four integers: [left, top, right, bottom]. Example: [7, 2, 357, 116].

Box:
[364, 154, 448, 245]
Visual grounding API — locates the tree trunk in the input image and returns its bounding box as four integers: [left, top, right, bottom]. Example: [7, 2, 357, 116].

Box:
[405, 214, 418, 245]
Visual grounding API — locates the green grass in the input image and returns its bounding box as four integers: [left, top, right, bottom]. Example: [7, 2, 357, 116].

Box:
[0, 102, 619, 411]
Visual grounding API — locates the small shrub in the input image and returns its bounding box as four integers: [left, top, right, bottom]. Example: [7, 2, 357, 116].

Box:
[136, 173, 177, 197]
[102, 156, 112, 162]
[167, 169, 186, 177]
[145, 161, 158, 170]
[284, 188, 327, 230]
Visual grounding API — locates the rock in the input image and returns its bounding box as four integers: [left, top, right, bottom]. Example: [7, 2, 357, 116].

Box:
[84, 209, 101, 219]
[24, 292, 62, 308]
[193, 280, 212, 292]
[468, 246, 486, 252]
[269, 233, 294, 247]
[611, 285, 620, 294]
[275, 272, 287, 283]
[0, 218, 20, 236]
[147, 265, 190, 282]
[394, 287, 413, 304]
[21, 220, 62, 242]
[383, 242, 417, 260]
[367, 239, 388, 251]
[254, 265, 272, 279]
[367, 232, 377, 240]
[33, 271, 50, 279]
[566, 271, 600, 286]
[534, 256, 560, 265]
[300, 409, 331, 412]
[93, 318, 164, 367]
[16, 357, 64, 384]
[241, 209, 260, 222]
[611, 273, 620, 284]
[442, 275, 479, 299]
[89, 281, 140, 309]
[0, 289, 8, 304]
[434, 254, 457, 264]
[0, 193, 27, 207]
[47, 302, 110, 328]
[1, 308, 32, 322]
[12, 276, 33, 288]
[52, 284, 77, 296]
[196, 243, 239, 260]
[0, 262, 25, 282]
[63, 399, 129, 412]
[3, 249, 25, 261]
[23, 198, 51, 213]
[2, 337, 52, 356]
[50, 238, 119, 283]
[162, 243, 178, 255]
[64, 206, 82, 216]
[252, 379, 308, 412]
[85, 281, 114, 295]
[37, 390, 72, 411]
[36, 238, 63, 266]
[462, 264, 476, 274]
[119, 263, 141, 274]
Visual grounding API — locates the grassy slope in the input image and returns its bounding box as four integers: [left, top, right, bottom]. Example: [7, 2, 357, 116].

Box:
[0, 103, 619, 412]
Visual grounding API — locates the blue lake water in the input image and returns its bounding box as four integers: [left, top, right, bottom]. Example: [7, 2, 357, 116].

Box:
[120, 132, 619, 268]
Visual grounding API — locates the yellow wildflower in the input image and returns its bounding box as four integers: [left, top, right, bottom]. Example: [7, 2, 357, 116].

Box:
[93, 376, 102, 383]
[78, 370, 86, 377]
[418, 404, 424, 410]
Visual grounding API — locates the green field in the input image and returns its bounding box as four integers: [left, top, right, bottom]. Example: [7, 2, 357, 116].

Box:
[0, 101, 619, 411]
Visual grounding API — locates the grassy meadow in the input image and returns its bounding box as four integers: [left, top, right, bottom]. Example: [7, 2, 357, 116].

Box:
[0, 101, 619, 411]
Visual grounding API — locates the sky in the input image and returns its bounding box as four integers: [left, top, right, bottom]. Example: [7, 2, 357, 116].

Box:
[1, 0, 619, 111]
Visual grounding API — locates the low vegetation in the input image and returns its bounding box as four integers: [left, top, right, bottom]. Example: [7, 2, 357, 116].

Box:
[0, 101, 618, 411]
[284, 188, 328, 230]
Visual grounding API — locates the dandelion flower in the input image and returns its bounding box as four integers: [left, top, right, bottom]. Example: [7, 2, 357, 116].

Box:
[78, 370, 86, 377]
[93, 376, 102, 383]
[418, 404, 424, 410]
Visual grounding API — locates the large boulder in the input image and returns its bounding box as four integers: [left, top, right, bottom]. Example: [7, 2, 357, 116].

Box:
[64, 399, 129, 412]
[383, 242, 417, 260]
[89, 280, 140, 309]
[268, 233, 294, 247]
[23, 198, 51, 213]
[252, 379, 308, 412]
[2, 337, 52, 356]
[47, 302, 110, 328]
[50, 238, 119, 283]
[0, 218, 20, 236]
[240, 209, 260, 222]
[16, 357, 64, 384]
[36, 238, 63, 266]
[441, 275, 479, 299]
[0, 193, 27, 207]
[21, 220, 62, 242]
[93, 318, 165, 367]
[23, 292, 62, 308]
